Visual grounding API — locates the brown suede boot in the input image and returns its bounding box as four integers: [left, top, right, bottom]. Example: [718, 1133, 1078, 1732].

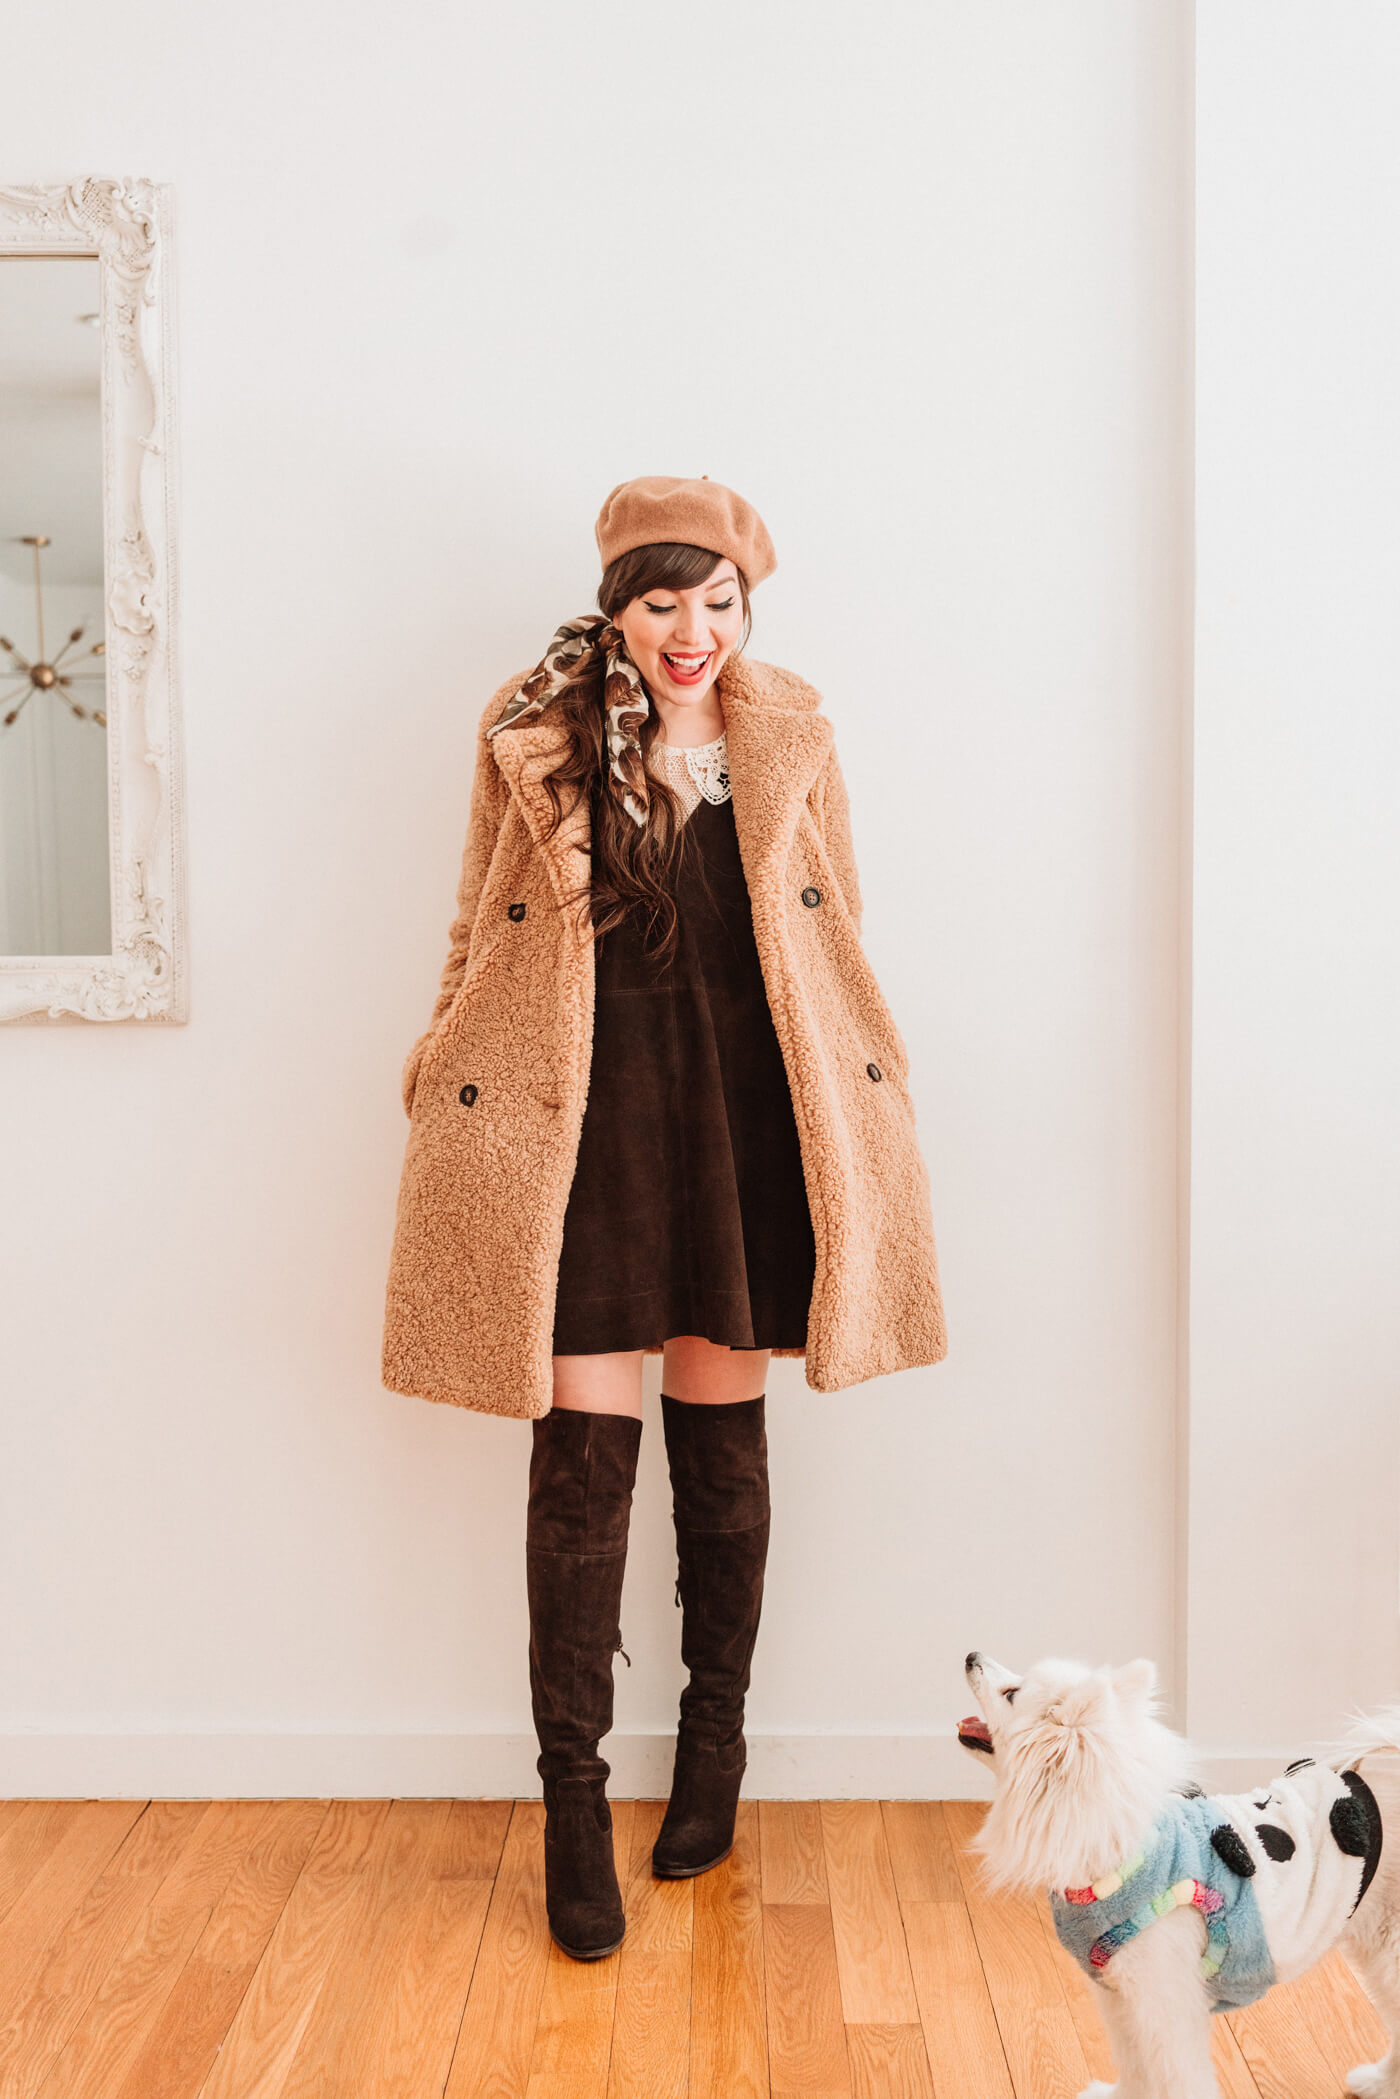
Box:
[527, 1407, 641, 1959]
[651, 1393, 770, 1880]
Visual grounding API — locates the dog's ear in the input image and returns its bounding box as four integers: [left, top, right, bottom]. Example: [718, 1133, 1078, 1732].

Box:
[1112, 1658, 1157, 1707]
[1046, 1676, 1109, 1730]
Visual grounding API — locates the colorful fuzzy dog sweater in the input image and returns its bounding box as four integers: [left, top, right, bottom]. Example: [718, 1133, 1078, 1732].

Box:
[1049, 1761, 1380, 2013]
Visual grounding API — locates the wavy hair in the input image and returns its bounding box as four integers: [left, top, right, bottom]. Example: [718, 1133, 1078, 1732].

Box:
[535, 543, 751, 959]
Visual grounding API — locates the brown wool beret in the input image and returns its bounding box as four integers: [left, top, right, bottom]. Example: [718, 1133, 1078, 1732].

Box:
[594, 474, 777, 587]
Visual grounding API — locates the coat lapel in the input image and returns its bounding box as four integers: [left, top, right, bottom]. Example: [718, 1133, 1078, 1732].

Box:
[490, 716, 591, 908]
[720, 656, 834, 876]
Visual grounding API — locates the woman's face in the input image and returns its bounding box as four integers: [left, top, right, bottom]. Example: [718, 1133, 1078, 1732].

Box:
[613, 558, 744, 718]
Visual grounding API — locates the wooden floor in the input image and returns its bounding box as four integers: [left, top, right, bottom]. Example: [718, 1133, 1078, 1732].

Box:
[0, 1796, 1386, 2097]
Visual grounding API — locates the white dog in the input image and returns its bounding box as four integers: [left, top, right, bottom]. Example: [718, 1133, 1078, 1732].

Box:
[959, 1649, 1400, 2099]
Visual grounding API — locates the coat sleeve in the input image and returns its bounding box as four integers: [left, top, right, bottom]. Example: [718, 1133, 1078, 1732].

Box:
[813, 744, 864, 936]
[400, 693, 512, 1115]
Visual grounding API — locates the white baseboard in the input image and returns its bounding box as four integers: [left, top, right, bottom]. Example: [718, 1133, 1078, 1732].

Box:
[0, 1732, 1287, 1801]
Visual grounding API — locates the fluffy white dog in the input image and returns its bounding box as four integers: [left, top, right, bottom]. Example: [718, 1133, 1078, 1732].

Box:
[959, 1649, 1400, 2099]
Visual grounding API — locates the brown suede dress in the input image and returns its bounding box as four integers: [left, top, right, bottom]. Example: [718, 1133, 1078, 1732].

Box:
[552, 792, 816, 1356]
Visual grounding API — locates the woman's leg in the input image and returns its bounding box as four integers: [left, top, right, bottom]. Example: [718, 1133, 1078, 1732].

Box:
[526, 1350, 644, 1959]
[551, 1350, 645, 1417]
[652, 1338, 772, 1878]
[660, 1335, 770, 1405]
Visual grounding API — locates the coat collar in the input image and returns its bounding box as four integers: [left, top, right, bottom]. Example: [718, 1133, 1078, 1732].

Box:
[719, 655, 834, 874]
[488, 710, 590, 909]
[489, 654, 833, 900]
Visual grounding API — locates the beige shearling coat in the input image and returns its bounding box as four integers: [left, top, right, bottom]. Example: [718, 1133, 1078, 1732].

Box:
[382, 653, 946, 1418]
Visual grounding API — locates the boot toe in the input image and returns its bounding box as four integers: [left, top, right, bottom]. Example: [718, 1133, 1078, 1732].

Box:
[651, 1830, 735, 1879]
[548, 1907, 626, 1959]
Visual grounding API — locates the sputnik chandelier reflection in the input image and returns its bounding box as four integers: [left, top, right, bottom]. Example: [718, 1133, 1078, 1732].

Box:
[0, 535, 106, 731]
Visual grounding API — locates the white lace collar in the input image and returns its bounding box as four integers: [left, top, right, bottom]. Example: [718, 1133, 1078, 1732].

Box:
[651, 731, 731, 817]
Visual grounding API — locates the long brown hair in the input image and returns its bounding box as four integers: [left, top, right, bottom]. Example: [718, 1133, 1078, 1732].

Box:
[533, 543, 751, 958]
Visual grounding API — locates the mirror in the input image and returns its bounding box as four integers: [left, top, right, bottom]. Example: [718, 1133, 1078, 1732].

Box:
[0, 180, 185, 1023]
[0, 255, 111, 955]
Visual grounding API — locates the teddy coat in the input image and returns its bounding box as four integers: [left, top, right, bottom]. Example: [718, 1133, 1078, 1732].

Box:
[381, 652, 946, 1419]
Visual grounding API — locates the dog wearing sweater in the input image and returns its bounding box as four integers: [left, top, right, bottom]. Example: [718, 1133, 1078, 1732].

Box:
[959, 1650, 1400, 2099]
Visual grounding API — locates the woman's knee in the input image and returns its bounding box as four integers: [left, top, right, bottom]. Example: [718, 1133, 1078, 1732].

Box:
[661, 1337, 770, 1404]
[550, 1351, 645, 1417]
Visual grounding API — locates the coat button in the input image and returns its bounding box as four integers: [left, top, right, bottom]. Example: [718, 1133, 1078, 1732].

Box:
[459, 1083, 479, 1106]
[508, 902, 526, 922]
[866, 1063, 882, 1082]
[801, 885, 821, 908]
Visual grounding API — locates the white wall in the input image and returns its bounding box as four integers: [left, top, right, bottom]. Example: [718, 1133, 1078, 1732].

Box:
[4, 1, 1193, 1796]
[1188, 1, 1400, 1756]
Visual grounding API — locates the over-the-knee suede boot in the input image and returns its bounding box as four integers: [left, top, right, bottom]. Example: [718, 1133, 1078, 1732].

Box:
[527, 1407, 641, 1959]
[652, 1392, 769, 1879]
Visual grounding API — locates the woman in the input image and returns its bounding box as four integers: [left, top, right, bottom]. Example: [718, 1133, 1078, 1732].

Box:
[383, 475, 945, 1960]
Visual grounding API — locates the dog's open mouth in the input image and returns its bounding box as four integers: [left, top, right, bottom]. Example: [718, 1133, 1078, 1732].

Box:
[957, 1714, 994, 1754]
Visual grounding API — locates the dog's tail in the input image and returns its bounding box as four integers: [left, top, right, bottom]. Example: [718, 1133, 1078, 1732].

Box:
[1327, 1703, 1400, 1764]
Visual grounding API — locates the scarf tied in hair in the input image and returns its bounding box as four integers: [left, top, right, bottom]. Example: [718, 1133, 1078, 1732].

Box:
[486, 614, 650, 827]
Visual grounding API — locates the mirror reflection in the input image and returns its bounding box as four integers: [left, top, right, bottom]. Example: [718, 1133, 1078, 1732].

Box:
[0, 255, 110, 956]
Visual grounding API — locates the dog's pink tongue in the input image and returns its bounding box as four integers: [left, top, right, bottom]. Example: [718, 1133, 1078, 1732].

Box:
[959, 1715, 991, 1744]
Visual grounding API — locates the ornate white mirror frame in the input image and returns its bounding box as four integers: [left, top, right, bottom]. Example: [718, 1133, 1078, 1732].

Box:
[0, 178, 186, 1022]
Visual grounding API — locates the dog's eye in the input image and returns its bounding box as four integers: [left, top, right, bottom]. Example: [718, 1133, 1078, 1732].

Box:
[1002, 1685, 1019, 1704]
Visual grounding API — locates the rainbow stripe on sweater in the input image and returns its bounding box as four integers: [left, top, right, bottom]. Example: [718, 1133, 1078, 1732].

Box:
[1063, 1850, 1229, 1979]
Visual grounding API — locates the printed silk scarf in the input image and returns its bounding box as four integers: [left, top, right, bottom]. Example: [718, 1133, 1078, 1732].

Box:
[485, 614, 650, 827]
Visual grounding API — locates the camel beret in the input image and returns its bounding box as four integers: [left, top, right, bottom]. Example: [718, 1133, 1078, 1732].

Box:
[594, 474, 777, 587]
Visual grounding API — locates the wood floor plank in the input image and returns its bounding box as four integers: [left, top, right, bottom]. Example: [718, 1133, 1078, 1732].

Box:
[821, 1800, 919, 2024]
[1212, 2015, 1266, 2099]
[112, 1800, 328, 2099]
[759, 1801, 828, 1904]
[445, 1802, 553, 2099]
[526, 1947, 619, 2099]
[620, 1801, 692, 1958]
[278, 1799, 458, 2098]
[1284, 1953, 1390, 2087]
[1230, 1974, 1362, 2099]
[0, 1799, 206, 2099]
[690, 1800, 767, 2099]
[337, 1802, 506, 2099]
[525, 1801, 634, 2099]
[279, 1798, 503, 2099]
[0, 1800, 145, 2018]
[197, 1797, 391, 2099]
[33, 1800, 272, 2099]
[942, 1799, 1091, 2099]
[881, 1803, 963, 1905]
[607, 1801, 691, 2099]
[0, 1804, 85, 1930]
[442, 1798, 514, 1883]
[763, 1901, 850, 2097]
[846, 2022, 935, 2099]
[901, 1898, 1014, 2099]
